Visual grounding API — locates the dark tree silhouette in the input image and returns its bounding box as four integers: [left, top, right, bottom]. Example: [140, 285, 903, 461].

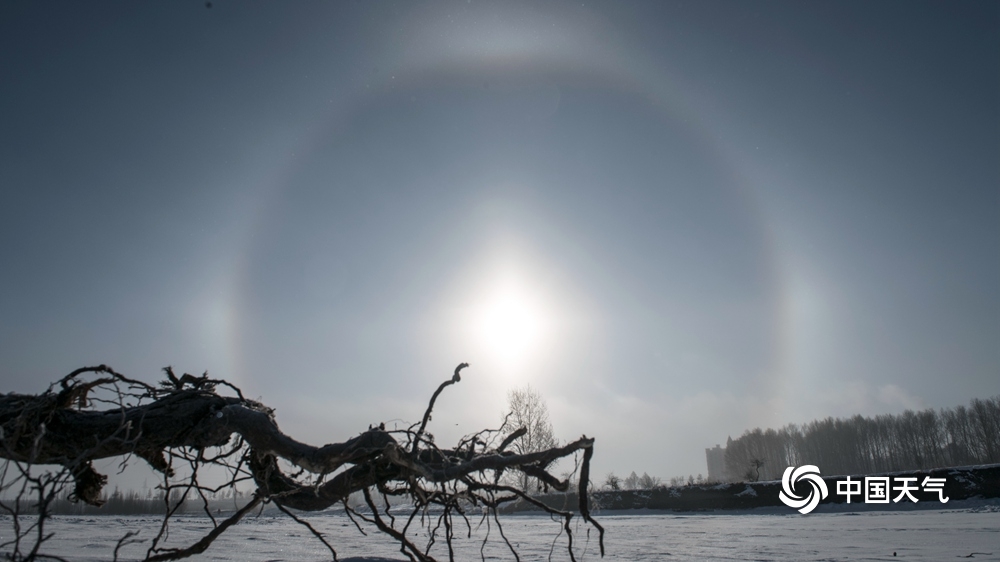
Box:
[603, 472, 621, 491]
[0, 364, 604, 561]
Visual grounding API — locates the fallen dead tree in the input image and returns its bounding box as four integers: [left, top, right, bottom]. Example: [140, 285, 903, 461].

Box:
[0, 363, 603, 561]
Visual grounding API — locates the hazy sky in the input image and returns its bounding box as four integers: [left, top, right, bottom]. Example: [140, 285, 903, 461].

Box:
[1, 1, 997, 481]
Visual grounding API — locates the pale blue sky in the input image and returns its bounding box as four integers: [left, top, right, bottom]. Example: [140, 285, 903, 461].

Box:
[1, 1, 997, 480]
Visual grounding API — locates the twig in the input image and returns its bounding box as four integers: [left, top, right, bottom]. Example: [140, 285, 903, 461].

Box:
[412, 363, 469, 455]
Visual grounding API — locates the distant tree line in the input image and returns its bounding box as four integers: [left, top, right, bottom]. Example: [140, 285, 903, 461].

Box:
[602, 470, 663, 490]
[724, 395, 1000, 482]
[35, 487, 190, 515]
[600, 471, 728, 491]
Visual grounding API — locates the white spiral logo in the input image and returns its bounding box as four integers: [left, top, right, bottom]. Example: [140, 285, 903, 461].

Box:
[779, 465, 829, 514]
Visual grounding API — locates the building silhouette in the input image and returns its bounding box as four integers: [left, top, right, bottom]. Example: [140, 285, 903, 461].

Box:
[705, 444, 726, 482]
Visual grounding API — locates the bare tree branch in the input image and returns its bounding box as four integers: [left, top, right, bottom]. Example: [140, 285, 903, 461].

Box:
[0, 363, 603, 561]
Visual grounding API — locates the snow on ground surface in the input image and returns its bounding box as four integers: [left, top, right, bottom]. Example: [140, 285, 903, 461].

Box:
[6, 500, 999, 561]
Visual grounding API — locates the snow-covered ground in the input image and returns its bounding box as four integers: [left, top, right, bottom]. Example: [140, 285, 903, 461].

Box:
[7, 500, 999, 561]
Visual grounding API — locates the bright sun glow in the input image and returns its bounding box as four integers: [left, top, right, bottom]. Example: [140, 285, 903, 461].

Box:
[475, 282, 548, 368]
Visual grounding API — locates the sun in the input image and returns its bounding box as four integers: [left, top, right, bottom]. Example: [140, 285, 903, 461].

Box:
[475, 283, 547, 368]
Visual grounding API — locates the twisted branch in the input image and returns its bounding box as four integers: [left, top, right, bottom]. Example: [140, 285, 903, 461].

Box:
[0, 363, 603, 561]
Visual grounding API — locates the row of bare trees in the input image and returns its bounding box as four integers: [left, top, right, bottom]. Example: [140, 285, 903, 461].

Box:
[41, 487, 192, 516]
[601, 471, 663, 491]
[724, 395, 1000, 482]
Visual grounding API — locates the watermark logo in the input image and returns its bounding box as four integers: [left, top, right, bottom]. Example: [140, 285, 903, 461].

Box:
[779, 465, 829, 514]
[779, 466, 950, 514]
